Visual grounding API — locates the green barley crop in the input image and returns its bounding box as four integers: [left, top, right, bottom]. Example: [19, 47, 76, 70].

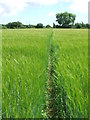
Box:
[2, 29, 52, 118]
[0, 25, 2, 119]
[2, 29, 88, 118]
[53, 29, 88, 118]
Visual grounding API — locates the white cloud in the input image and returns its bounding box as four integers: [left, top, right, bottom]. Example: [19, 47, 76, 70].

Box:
[58, 0, 89, 14]
[69, 0, 89, 13]
[0, 0, 89, 24]
[0, 0, 27, 16]
[0, 0, 58, 16]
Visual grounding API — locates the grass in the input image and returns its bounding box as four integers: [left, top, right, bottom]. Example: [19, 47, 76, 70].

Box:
[2, 29, 88, 118]
[0, 27, 2, 120]
[2, 29, 52, 118]
[53, 29, 88, 118]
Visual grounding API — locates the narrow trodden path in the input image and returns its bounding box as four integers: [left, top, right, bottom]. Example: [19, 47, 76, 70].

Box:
[46, 30, 58, 118]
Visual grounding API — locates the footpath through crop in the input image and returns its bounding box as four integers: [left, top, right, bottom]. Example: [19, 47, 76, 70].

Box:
[46, 30, 68, 118]
[46, 30, 58, 118]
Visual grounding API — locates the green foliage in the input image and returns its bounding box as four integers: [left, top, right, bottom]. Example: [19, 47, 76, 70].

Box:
[36, 23, 43, 28]
[46, 25, 51, 28]
[2, 26, 7, 29]
[56, 12, 76, 28]
[6, 21, 23, 29]
[2, 20, 90, 29]
[28, 24, 35, 28]
[74, 22, 90, 29]
[53, 23, 56, 28]
[75, 23, 82, 28]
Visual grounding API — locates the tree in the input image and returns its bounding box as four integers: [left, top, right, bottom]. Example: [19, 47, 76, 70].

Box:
[36, 23, 43, 28]
[46, 24, 51, 28]
[2, 26, 7, 29]
[6, 21, 23, 28]
[56, 12, 76, 28]
[53, 23, 56, 28]
[86, 23, 90, 29]
[28, 24, 35, 28]
[75, 23, 82, 28]
[81, 22, 86, 28]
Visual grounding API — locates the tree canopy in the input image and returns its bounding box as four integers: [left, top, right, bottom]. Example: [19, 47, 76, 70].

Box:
[6, 21, 23, 28]
[46, 24, 51, 28]
[2, 13, 90, 29]
[36, 23, 43, 28]
[56, 12, 76, 28]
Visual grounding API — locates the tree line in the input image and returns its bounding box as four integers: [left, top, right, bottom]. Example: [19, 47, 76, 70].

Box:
[2, 12, 90, 29]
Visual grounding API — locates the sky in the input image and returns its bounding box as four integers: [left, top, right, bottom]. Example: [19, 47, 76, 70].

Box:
[0, 0, 90, 26]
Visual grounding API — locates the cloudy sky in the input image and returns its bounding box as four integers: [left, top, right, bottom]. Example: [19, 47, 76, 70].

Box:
[0, 0, 89, 26]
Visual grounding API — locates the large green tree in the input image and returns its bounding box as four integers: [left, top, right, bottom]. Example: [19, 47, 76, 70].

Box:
[56, 12, 76, 28]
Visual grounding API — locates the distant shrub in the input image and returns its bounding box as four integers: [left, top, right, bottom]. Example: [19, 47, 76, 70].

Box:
[46, 25, 51, 28]
[2, 26, 7, 29]
[36, 23, 43, 28]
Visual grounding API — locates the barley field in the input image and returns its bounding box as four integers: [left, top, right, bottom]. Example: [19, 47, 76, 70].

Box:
[2, 29, 88, 118]
[53, 29, 88, 118]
